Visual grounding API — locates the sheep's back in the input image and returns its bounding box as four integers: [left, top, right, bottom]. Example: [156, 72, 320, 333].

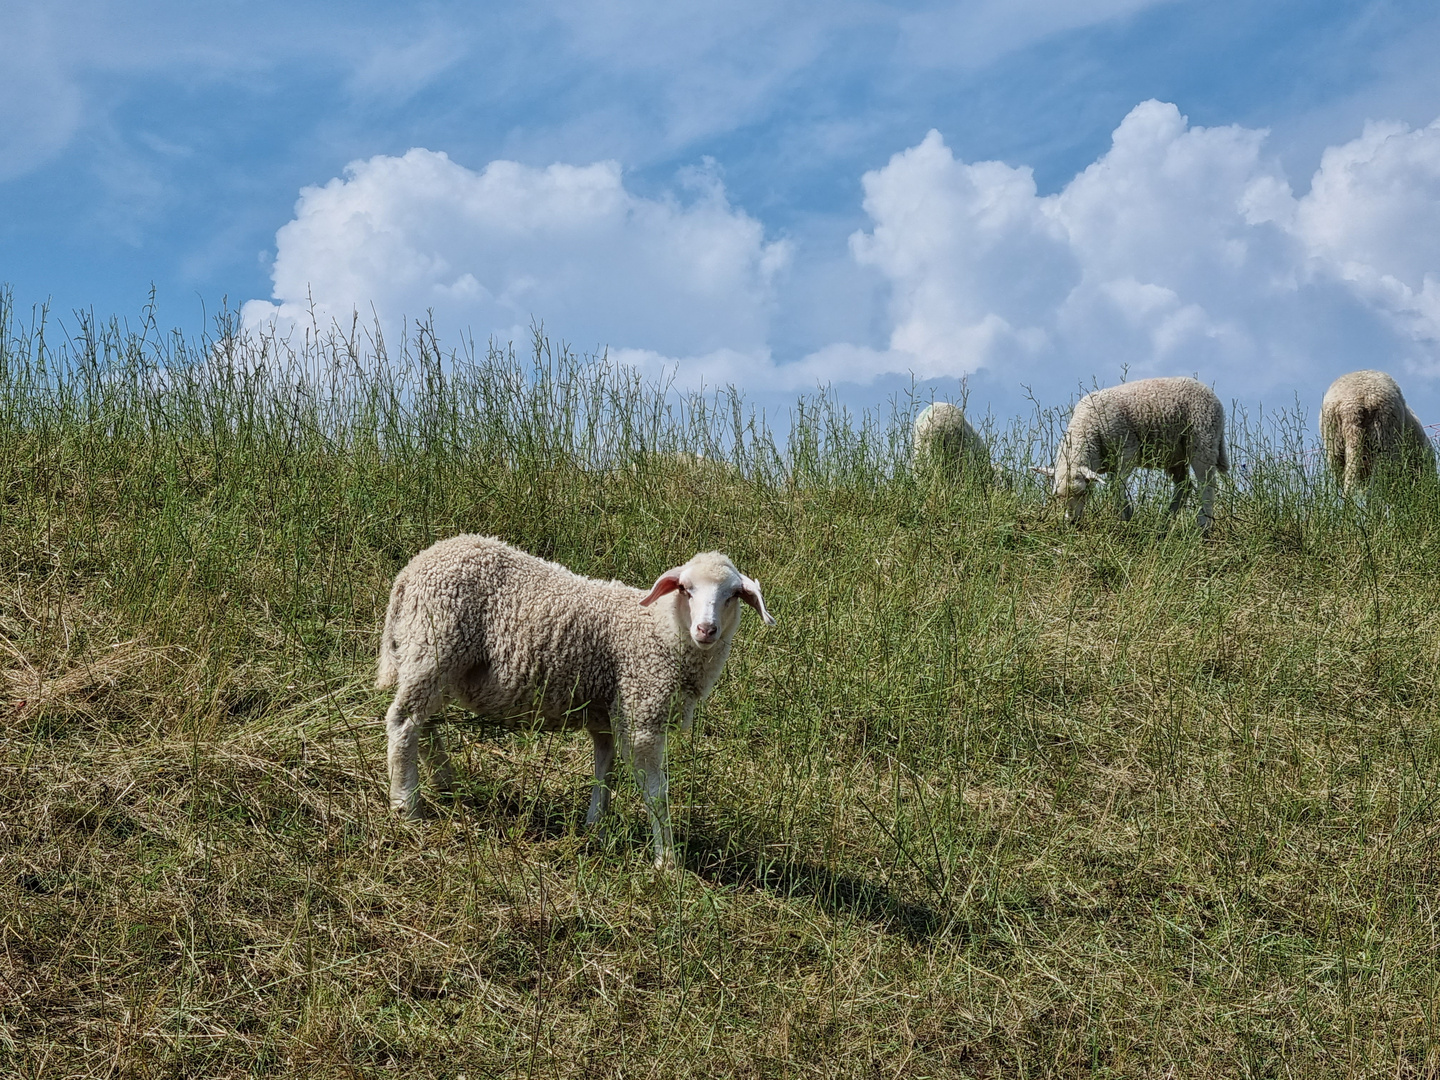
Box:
[387, 535, 674, 726]
[1073, 377, 1223, 465]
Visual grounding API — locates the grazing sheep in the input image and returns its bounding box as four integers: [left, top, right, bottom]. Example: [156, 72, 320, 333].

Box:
[1036, 376, 1229, 531]
[376, 536, 775, 870]
[1319, 370, 1435, 496]
[912, 402, 990, 481]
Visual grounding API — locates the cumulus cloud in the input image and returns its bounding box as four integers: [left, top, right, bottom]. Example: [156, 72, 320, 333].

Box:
[1294, 118, 1440, 360]
[838, 101, 1440, 400]
[242, 149, 791, 384]
[244, 102, 1440, 407]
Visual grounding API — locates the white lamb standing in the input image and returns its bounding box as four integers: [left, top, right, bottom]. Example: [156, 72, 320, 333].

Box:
[912, 402, 991, 480]
[1037, 376, 1229, 532]
[1319, 369, 1435, 495]
[376, 536, 775, 870]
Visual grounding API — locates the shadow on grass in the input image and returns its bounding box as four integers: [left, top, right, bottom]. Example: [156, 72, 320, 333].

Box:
[451, 787, 576, 842]
[446, 784, 955, 944]
[678, 815, 949, 944]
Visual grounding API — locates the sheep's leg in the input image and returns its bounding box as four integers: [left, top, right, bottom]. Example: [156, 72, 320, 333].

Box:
[420, 725, 454, 795]
[1167, 465, 1192, 516]
[386, 710, 425, 818]
[385, 677, 441, 819]
[621, 728, 674, 871]
[586, 730, 616, 827]
[1115, 446, 1138, 521]
[1193, 459, 1219, 533]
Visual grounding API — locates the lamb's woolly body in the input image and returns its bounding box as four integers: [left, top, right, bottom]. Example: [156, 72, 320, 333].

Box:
[377, 536, 769, 869]
[1319, 370, 1434, 495]
[378, 539, 730, 730]
[1048, 376, 1228, 531]
[912, 402, 990, 479]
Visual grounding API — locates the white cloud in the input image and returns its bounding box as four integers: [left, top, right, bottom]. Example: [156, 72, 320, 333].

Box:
[1294, 118, 1440, 359]
[242, 149, 791, 381]
[243, 101, 1440, 410]
[836, 101, 1440, 400]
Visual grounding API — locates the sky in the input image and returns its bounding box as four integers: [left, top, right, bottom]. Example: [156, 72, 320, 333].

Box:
[3, 0, 1440, 426]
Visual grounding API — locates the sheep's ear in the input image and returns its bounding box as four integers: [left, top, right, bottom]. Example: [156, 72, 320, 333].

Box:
[738, 574, 776, 626]
[639, 568, 685, 607]
[1078, 466, 1106, 485]
[1033, 466, 1056, 478]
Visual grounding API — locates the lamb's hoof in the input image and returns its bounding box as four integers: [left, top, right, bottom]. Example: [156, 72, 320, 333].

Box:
[391, 798, 431, 821]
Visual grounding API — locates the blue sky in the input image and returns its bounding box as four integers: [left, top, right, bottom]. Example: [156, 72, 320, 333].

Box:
[4, 0, 1440, 423]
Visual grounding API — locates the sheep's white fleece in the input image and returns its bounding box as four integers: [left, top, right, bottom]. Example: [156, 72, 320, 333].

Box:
[912, 402, 990, 479]
[1047, 376, 1228, 530]
[377, 535, 772, 869]
[1319, 370, 1434, 495]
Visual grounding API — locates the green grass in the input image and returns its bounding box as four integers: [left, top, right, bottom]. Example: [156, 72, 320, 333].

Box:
[5, 293, 1440, 1077]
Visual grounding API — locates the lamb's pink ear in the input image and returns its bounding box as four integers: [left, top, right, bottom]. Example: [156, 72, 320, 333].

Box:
[639, 568, 685, 607]
[738, 574, 776, 625]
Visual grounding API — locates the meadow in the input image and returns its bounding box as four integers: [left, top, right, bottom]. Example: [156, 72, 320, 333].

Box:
[5, 293, 1440, 1078]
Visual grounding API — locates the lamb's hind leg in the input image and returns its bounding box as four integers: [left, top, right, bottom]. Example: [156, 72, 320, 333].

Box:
[586, 730, 616, 828]
[420, 725, 454, 796]
[1191, 455, 1219, 533]
[385, 676, 442, 819]
[1167, 465, 1193, 517]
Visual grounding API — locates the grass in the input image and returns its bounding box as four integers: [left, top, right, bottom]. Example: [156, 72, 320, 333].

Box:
[5, 293, 1440, 1077]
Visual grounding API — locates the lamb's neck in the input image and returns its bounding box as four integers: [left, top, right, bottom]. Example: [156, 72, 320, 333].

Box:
[677, 634, 735, 699]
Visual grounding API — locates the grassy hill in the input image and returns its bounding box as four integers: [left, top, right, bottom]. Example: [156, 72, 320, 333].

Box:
[5, 300, 1440, 1077]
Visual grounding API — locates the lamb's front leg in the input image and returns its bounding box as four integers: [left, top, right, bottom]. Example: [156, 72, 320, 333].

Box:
[621, 724, 674, 871]
[586, 729, 616, 827]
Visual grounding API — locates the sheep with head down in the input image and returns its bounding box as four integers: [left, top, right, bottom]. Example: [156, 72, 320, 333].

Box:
[1319, 369, 1435, 497]
[376, 535, 774, 870]
[1036, 376, 1228, 533]
[912, 402, 991, 482]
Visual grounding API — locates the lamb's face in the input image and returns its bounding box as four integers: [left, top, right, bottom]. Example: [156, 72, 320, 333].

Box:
[1058, 476, 1091, 525]
[639, 552, 776, 648]
[677, 565, 746, 648]
[1035, 461, 1104, 525]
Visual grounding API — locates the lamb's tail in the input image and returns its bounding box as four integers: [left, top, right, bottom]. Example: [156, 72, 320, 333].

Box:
[1336, 401, 1375, 493]
[376, 574, 407, 690]
[1215, 431, 1229, 474]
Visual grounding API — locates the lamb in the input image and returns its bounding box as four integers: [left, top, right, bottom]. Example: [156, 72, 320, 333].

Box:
[1319, 370, 1435, 496]
[912, 402, 990, 480]
[1036, 376, 1228, 532]
[376, 536, 775, 870]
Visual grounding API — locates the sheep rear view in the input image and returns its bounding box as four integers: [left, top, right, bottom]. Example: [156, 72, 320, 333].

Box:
[1038, 376, 1228, 532]
[1319, 369, 1435, 496]
[912, 402, 991, 482]
[377, 535, 775, 870]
